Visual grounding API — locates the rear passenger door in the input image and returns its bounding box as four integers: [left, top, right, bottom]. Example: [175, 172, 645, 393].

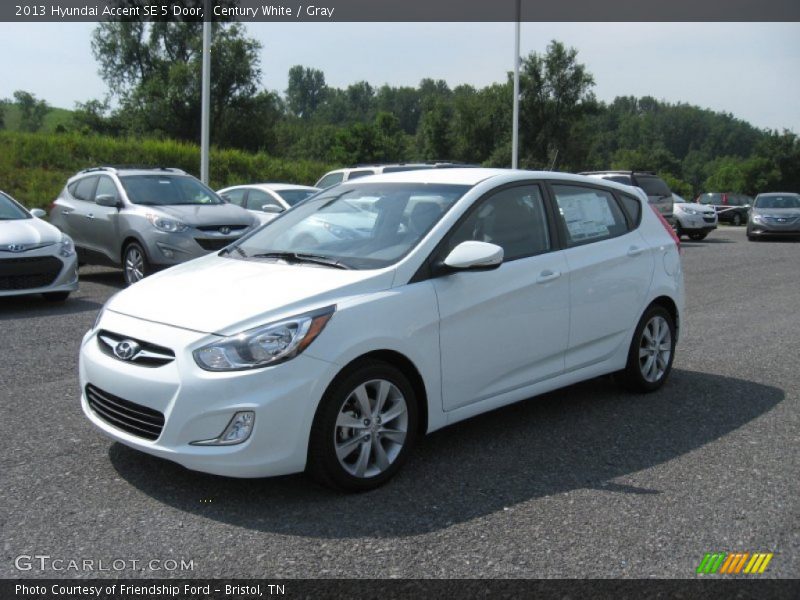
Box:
[64, 176, 99, 248]
[549, 183, 654, 371]
[83, 175, 122, 262]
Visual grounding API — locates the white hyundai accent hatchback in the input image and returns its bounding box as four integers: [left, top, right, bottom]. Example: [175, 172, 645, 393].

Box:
[80, 169, 684, 491]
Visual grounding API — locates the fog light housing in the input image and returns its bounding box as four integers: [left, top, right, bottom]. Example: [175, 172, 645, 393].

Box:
[156, 243, 175, 259]
[190, 411, 255, 446]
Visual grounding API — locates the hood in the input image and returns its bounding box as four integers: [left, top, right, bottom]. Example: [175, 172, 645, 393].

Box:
[154, 203, 256, 227]
[107, 254, 395, 335]
[752, 208, 800, 217]
[675, 203, 715, 214]
[0, 216, 63, 247]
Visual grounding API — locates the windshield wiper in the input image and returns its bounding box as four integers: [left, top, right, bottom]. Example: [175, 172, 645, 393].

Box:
[249, 251, 350, 270]
[221, 245, 247, 258]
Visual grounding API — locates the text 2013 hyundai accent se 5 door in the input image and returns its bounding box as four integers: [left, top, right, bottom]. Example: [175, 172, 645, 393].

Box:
[80, 169, 684, 491]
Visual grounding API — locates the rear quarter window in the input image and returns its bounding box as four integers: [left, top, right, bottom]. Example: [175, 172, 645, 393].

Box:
[618, 193, 642, 228]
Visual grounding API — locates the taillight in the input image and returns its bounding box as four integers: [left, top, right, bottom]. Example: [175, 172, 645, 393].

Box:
[651, 205, 681, 253]
[722, 194, 728, 205]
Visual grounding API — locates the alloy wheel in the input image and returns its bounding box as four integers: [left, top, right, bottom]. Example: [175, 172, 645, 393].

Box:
[638, 315, 672, 383]
[124, 246, 145, 284]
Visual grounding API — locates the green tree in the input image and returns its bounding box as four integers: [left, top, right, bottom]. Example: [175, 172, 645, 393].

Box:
[286, 65, 328, 119]
[519, 41, 595, 170]
[13, 90, 49, 133]
[91, 9, 272, 149]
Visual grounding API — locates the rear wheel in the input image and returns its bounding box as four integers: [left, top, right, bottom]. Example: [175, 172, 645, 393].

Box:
[616, 305, 676, 393]
[123, 242, 150, 286]
[307, 361, 418, 492]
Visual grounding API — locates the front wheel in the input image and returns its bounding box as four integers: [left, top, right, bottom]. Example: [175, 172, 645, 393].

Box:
[687, 232, 707, 241]
[732, 213, 742, 226]
[616, 305, 676, 393]
[123, 242, 150, 286]
[307, 361, 418, 492]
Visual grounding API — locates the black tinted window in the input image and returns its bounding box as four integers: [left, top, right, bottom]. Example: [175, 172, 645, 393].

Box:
[221, 188, 246, 207]
[120, 175, 222, 206]
[73, 176, 98, 202]
[316, 173, 344, 188]
[604, 175, 633, 185]
[619, 193, 642, 227]
[347, 170, 375, 181]
[636, 176, 671, 197]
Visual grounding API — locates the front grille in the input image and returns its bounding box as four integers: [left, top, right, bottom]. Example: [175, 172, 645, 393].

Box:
[0, 256, 62, 291]
[97, 330, 175, 367]
[761, 216, 798, 224]
[195, 237, 240, 251]
[86, 384, 165, 441]
[703, 216, 716, 223]
[195, 224, 249, 233]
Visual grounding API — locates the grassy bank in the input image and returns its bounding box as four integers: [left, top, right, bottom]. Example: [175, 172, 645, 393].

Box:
[0, 130, 333, 209]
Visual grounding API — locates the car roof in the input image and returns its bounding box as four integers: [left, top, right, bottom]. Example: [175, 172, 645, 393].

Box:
[340, 168, 645, 194]
[755, 192, 800, 197]
[222, 183, 319, 192]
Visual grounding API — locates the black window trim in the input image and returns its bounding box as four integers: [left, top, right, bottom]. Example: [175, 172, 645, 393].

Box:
[410, 180, 561, 284]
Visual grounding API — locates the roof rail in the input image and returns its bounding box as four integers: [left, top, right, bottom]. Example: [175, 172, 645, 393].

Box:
[78, 165, 186, 174]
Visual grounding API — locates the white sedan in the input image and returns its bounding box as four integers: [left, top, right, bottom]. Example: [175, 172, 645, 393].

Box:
[217, 183, 320, 225]
[81, 169, 683, 491]
[0, 190, 78, 301]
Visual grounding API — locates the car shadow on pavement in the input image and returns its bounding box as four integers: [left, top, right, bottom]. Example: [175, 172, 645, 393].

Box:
[0, 295, 102, 319]
[78, 268, 126, 289]
[109, 369, 783, 538]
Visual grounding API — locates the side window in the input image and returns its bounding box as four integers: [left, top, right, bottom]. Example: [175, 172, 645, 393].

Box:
[94, 176, 119, 203]
[618, 193, 642, 228]
[221, 188, 246, 207]
[552, 184, 629, 246]
[246, 190, 282, 211]
[72, 176, 98, 202]
[346, 169, 375, 181]
[442, 185, 550, 262]
[316, 172, 344, 188]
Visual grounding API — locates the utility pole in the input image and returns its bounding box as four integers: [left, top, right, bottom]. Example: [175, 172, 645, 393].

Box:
[511, 0, 521, 169]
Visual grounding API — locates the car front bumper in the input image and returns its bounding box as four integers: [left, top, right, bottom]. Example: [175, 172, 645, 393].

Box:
[79, 309, 339, 478]
[0, 246, 78, 298]
[676, 214, 717, 233]
[141, 227, 253, 267]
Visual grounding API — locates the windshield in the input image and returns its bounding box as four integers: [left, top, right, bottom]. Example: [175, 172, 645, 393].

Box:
[229, 182, 470, 270]
[0, 192, 31, 220]
[754, 194, 800, 209]
[276, 189, 319, 207]
[120, 175, 223, 206]
[636, 176, 671, 198]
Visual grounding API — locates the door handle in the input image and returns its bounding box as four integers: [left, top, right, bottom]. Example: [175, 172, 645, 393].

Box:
[61, 210, 72, 216]
[627, 246, 644, 257]
[536, 270, 561, 284]
[87, 213, 95, 219]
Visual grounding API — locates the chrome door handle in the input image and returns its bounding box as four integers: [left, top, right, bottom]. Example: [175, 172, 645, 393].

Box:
[627, 246, 644, 257]
[61, 210, 72, 216]
[87, 213, 95, 219]
[536, 270, 561, 283]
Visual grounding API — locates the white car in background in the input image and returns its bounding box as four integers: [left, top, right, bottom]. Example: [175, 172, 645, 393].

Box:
[218, 183, 320, 225]
[80, 169, 683, 492]
[0, 190, 78, 301]
[672, 194, 718, 240]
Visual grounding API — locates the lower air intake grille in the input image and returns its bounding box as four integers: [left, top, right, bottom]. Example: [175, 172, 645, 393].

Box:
[195, 237, 239, 251]
[86, 384, 165, 441]
[0, 256, 62, 291]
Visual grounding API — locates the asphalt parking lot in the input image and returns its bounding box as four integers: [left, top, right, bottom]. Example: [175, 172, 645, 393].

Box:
[1, 226, 797, 579]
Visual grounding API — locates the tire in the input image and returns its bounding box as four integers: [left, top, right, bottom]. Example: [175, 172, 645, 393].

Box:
[732, 213, 742, 226]
[674, 223, 684, 239]
[42, 291, 70, 302]
[687, 232, 707, 241]
[616, 305, 676, 393]
[122, 241, 150, 286]
[307, 360, 418, 492]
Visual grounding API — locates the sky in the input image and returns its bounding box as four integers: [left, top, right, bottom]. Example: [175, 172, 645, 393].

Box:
[0, 22, 798, 133]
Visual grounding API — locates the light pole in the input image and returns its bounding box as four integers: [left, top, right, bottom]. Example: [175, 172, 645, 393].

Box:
[511, 0, 521, 169]
[200, 0, 211, 184]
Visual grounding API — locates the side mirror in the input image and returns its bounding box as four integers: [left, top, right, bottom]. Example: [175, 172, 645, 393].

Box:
[262, 204, 283, 214]
[442, 241, 503, 271]
[96, 194, 121, 208]
[30, 208, 46, 218]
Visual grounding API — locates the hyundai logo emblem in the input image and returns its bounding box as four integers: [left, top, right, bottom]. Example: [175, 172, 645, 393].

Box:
[219, 226, 231, 235]
[6, 244, 25, 252]
[113, 340, 141, 361]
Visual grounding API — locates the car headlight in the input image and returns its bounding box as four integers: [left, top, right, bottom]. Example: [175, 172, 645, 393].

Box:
[682, 208, 701, 216]
[322, 221, 357, 239]
[146, 214, 189, 233]
[752, 214, 764, 222]
[59, 235, 76, 257]
[193, 305, 335, 371]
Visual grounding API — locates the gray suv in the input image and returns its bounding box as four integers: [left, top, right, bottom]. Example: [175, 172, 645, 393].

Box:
[50, 167, 257, 285]
[579, 171, 674, 223]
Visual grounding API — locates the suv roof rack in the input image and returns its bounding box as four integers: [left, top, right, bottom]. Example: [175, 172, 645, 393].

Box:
[78, 165, 186, 175]
[579, 170, 656, 176]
